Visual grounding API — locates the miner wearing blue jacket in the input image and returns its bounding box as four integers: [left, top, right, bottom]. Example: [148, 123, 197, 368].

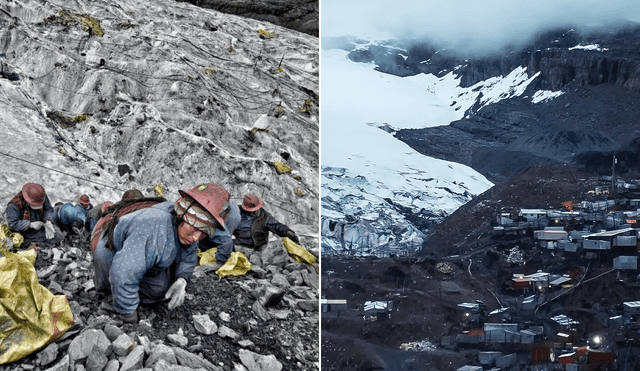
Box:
[195, 198, 241, 271]
[5, 183, 63, 247]
[52, 194, 92, 233]
[93, 184, 232, 323]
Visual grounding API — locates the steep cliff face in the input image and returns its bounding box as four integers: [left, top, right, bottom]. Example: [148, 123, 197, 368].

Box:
[386, 26, 640, 183]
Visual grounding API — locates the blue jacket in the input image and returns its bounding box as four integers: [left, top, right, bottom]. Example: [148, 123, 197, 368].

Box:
[6, 195, 55, 232]
[93, 201, 197, 315]
[55, 202, 88, 229]
[196, 200, 241, 263]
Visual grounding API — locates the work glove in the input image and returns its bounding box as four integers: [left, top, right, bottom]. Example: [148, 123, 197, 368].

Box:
[286, 230, 299, 244]
[44, 220, 55, 240]
[164, 277, 187, 310]
[30, 221, 44, 230]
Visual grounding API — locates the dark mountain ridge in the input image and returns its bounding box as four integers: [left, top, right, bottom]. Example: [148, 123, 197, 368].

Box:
[339, 26, 640, 184]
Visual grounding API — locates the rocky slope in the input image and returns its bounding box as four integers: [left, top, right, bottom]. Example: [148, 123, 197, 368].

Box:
[0, 0, 318, 369]
[177, 0, 318, 37]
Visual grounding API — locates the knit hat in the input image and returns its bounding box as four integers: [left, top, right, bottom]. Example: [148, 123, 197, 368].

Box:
[174, 195, 218, 235]
[242, 194, 263, 212]
[22, 183, 46, 209]
[78, 194, 91, 207]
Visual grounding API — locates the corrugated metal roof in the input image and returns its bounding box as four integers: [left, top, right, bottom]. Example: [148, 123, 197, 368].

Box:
[521, 209, 548, 214]
[623, 301, 640, 308]
[364, 301, 388, 311]
[321, 299, 347, 305]
[551, 314, 579, 325]
[489, 307, 509, 315]
[550, 277, 572, 286]
[526, 272, 549, 280]
[584, 227, 635, 238]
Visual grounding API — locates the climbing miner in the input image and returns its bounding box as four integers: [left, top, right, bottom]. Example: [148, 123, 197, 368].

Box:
[92, 184, 233, 323]
[52, 194, 93, 235]
[233, 194, 299, 257]
[5, 183, 63, 247]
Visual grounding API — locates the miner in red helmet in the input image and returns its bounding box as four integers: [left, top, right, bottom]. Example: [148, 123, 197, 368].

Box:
[5, 183, 63, 247]
[233, 194, 299, 256]
[92, 184, 236, 323]
[52, 194, 94, 236]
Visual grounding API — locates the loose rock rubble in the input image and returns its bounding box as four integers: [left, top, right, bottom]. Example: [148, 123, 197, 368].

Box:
[0, 232, 319, 371]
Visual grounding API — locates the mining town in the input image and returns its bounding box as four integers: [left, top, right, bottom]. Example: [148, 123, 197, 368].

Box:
[321, 168, 640, 370]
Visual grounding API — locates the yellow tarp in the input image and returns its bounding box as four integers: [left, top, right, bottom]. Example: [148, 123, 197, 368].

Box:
[154, 184, 165, 197]
[0, 246, 74, 364]
[216, 252, 252, 277]
[1, 224, 24, 248]
[197, 247, 218, 266]
[283, 237, 317, 265]
[273, 161, 291, 174]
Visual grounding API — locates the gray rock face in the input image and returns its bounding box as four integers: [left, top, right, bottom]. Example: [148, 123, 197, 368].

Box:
[0, 0, 319, 257]
[252, 286, 285, 307]
[112, 333, 135, 356]
[44, 354, 70, 371]
[37, 343, 59, 367]
[238, 349, 283, 371]
[145, 344, 177, 368]
[177, 0, 318, 36]
[172, 346, 219, 370]
[217, 325, 239, 340]
[193, 314, 218, 335]
[120, 345, 145, 371]
[103, 324, 125, 342]
[68, 329, 112, 364]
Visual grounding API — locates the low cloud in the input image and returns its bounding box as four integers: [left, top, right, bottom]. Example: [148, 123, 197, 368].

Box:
[322, 0, 640, 56]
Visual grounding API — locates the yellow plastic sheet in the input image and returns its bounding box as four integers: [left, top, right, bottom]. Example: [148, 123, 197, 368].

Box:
[216, 252, 252, 277]
[154, 184, 165, 197]
[273, 161, 291, 174]
[0, 247, 74, 364]
[0, 224, 24, 248]
[283, 237, 317, 265]
[197, 247, 218, 266]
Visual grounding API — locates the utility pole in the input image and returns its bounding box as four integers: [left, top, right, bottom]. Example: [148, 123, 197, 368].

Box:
[612, 152, 616, 196]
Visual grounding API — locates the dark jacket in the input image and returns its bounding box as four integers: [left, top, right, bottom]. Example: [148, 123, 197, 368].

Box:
[234, 208, 290, 248]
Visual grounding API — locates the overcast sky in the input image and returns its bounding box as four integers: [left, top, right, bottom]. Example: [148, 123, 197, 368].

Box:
[321, 0, 640, 55]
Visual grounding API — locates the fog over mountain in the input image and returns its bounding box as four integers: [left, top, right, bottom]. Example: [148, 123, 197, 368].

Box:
[322, 0, 640, 57]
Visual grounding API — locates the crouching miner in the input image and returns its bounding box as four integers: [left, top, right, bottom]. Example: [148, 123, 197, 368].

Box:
[92, 184, 232, 323]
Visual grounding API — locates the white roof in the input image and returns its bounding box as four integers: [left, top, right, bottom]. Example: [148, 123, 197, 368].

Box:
[550, 277, 572, 286]
[321, 299, 347, 305]
[551, 314, 579, 325]
[489, 307, 509, 315]
[585, 227, 635, 238]
[521, 209, 548, 214]
[623, 301, 640, 308]
[458, 302, 480, 309]
[364, 301, 388, 311]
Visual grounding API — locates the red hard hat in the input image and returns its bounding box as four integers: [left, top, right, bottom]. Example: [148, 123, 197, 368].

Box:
[101, 201, 114, 213]
[78, 194, 91, 207]
[242, 194, 263, 212]
[22, 183, 46, 208]
[179, 184, 230, 230]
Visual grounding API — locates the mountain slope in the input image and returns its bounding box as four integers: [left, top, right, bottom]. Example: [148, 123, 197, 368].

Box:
[0, 0, 319, 369]
[321, 26, 640, 257]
